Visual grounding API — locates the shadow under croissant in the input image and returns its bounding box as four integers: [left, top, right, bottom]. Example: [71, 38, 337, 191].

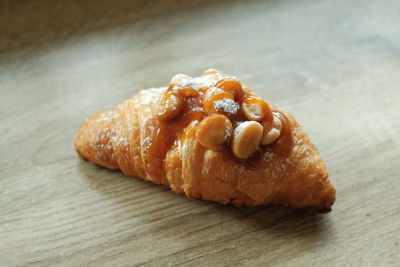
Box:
[77, 160, 333, 244]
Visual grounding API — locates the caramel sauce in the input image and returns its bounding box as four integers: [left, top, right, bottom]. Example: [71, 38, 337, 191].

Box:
[147, 88, 206, 181]
[203, 90, 234, 114]
[147, 71, 294, 178]
[243, 97, 273, 122]
[261, 119, 274, 136]
[175, 87, 200, 98]
[215, 77, 244, 101]
[146, 120, 176, 182]
[271, 111, 293, 155]
[169, 90, 206, 133]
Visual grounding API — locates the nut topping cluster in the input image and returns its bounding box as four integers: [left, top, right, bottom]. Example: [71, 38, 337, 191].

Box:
[154, 69, 285, 159]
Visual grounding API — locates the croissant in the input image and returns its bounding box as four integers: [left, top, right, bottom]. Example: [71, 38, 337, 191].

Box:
[75, 69, 336, 212]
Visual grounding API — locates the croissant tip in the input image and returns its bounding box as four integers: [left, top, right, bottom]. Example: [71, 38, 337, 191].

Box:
[315, 188, 336, 213]
[315, 202, 334, 213]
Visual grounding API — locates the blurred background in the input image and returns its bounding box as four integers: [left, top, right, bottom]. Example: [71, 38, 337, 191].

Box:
[1, 0, 399, 266]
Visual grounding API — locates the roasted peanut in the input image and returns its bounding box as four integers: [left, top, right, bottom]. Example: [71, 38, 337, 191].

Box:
[215, 77, 244, 101]
[202, 69, 224, 85]
[170, 73, 191, 87]
[155, 92, 184, 120]
[169, 74, 200, 98]
[176, 87, 200, 98]
[195, 114, 233, 151]
[272, 111, 294, 151]
[242, 97, 272, 122]
[203, 87, 234, 114]
[231, 121, 263, 159]
[261, 114, 282, 145]
[203, 69, 222, 75]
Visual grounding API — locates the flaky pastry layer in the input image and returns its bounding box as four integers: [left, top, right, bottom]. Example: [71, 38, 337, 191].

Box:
[75, 87, 335, 212]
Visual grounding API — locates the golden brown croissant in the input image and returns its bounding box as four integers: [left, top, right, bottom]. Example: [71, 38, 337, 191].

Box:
[75, 69, 336, 212]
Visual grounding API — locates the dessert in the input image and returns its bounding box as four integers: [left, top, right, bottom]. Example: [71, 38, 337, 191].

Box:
[75, 69, 336, 212]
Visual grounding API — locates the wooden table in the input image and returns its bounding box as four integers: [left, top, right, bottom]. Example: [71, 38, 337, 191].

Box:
[1, 0, 399, 265]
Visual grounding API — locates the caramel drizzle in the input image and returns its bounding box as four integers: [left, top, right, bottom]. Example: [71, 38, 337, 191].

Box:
[147, 71, 293, 181]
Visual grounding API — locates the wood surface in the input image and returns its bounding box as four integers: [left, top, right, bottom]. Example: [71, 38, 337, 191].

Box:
[1, 0, 400, 266]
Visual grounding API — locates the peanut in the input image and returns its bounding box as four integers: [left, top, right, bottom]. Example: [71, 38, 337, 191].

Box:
[231, 121, 263, 159]
[261, 114, 282, 145]
[203, 69, 222, 75]
[202, 69, 224, 85]
[242, 97, 272, 122]
[170, 73, 191, 87]
[176, 87, 200, 98]
[215, 77, 244, 101]
[155, 92, 184, 120]
[195, 114, 233, 151]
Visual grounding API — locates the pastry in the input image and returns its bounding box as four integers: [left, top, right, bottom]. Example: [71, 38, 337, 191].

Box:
[75, 69, 336, 212]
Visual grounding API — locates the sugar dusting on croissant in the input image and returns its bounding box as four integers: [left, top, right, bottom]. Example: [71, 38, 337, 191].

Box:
[75, 69, 336, 212]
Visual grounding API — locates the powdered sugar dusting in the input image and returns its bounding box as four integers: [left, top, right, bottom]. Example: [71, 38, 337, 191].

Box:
[181, 143, 188, 153]
[139, 87, 166, 105]
[172, 74, 213, 90]
[98, 111, 119, 122]
[206, 86, 224, 95]
[263, 151, 275, 161]
[225, 126, 232, 139]
[213, 98, 239, 114]
[191, 106, 204, 112]
[143, 136, 152, 150]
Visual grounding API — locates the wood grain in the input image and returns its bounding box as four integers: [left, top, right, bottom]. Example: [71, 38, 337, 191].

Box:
[1, 0, 400, 266]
